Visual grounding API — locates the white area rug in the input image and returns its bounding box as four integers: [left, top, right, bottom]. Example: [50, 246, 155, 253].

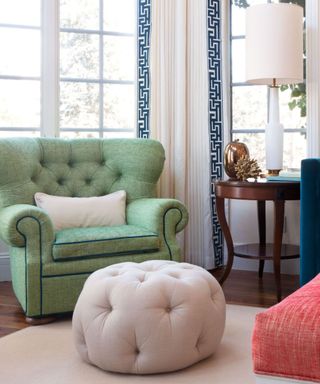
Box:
[0, 304, 263, 384]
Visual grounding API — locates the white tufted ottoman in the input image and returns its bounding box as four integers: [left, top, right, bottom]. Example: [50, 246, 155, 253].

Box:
[72, 260, 226, 374]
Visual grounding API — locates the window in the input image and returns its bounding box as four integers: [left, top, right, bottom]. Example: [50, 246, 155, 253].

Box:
[0, 0, 41, 137]
[59, 0, 136, 139]
[0, 0, 137, 139]
[230, 0, 306, 170]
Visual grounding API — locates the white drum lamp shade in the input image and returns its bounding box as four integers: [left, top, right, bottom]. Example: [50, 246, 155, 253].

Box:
[245, 3, 303, 173]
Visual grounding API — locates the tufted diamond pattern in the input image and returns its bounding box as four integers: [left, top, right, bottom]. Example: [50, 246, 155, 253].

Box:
[72, 260, 226, 374]
[0, 138, 165, 207]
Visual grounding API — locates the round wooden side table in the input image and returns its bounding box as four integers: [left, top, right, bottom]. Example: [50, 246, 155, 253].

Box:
[214, 179, 300, 302]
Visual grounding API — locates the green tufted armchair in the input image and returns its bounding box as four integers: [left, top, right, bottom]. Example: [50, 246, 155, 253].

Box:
[0, 138, 188, 320]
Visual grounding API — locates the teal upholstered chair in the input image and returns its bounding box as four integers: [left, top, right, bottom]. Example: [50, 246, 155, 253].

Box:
[0, 138, 188, 320]
[300, 158, 320, 285]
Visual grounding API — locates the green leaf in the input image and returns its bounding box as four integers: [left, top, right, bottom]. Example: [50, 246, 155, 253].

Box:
[291, 89, 301, 97]
[300, 106, 306, 117]
[288, 100, 297, 110]
[231, 0, 249, 8]
[279, 0, 305, 7]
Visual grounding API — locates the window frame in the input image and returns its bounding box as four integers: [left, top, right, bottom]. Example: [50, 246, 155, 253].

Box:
[0, 0, 138, 138]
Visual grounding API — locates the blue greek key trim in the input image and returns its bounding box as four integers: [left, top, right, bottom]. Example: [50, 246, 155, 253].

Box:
[208, 0, 224, 266]
[137, 0, 151, 138]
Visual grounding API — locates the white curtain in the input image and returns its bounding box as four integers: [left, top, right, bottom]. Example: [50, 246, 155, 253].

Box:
[150, 0, 215, 269]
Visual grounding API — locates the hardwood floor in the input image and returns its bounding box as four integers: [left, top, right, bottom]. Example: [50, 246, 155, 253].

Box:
[0, 282, 28, 338]
[212, 269, 299, 308]
[0, 270, 300, 338]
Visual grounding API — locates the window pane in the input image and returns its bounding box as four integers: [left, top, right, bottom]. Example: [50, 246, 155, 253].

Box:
[104, 36, 135, 80]
[0, 80, 40, 127]
[60, 0, 99, 30]
[0, 130, 40, 138]
[104, 84, 135, 128]
[60, 82, 99, 128]
[283, 131, 306, 169]
[232, 86, 267, 130]
[104, 0, 136, 33]
[0, 28, 40, 77]
[103, 131, 135, 139]
[233, 131, 307, 171]
[231, 0, 267, 37]
[231, 38, 245, 83]
[0, 0, 40, 26]
[233, 132, 265, 170]
[231, 4, 246, 37]
[60, 32, 99, 79]
[232, 86, 307, 130]
[60, 131, 100, 139]
[59, 0, 138, 136]
[279, 86, 306, 129]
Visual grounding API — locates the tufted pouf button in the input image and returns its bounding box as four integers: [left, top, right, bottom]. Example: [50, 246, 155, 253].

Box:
[72, 260, 226, 374]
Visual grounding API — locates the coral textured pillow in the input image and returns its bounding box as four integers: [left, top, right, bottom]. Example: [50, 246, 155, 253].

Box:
[34, 190, 126, 230]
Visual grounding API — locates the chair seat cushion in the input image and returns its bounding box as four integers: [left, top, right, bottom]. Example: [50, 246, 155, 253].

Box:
[53, 225, 160, 261]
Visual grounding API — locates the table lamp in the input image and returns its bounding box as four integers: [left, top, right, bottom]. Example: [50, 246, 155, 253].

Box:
[245, 3, 303, 175]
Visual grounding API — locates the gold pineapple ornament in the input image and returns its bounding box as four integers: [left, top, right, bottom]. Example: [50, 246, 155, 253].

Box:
[234, 155, 261, 181]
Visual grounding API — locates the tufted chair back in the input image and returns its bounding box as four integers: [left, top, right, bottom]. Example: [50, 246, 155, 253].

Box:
[0, 138, 165, 208]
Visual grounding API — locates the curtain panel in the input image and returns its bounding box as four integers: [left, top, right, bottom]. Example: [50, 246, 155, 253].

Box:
[149, 0, 224, 268]
[208, 0, 224, 266]
[137, 0, 151, 138]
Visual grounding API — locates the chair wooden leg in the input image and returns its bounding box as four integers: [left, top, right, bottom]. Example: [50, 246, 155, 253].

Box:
[25, 316, 56, 326]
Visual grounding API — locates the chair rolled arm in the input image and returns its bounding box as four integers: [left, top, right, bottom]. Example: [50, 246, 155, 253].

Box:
[0, 204, 55, 247]
[126, 198, 188, 234]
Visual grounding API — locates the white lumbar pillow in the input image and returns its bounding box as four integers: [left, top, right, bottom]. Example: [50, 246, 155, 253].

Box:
[34, 190, 126, 231]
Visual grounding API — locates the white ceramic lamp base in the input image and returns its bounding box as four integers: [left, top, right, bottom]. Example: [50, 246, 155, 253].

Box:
[266, 122, 283, 174]
[266, 87, 283, 174]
